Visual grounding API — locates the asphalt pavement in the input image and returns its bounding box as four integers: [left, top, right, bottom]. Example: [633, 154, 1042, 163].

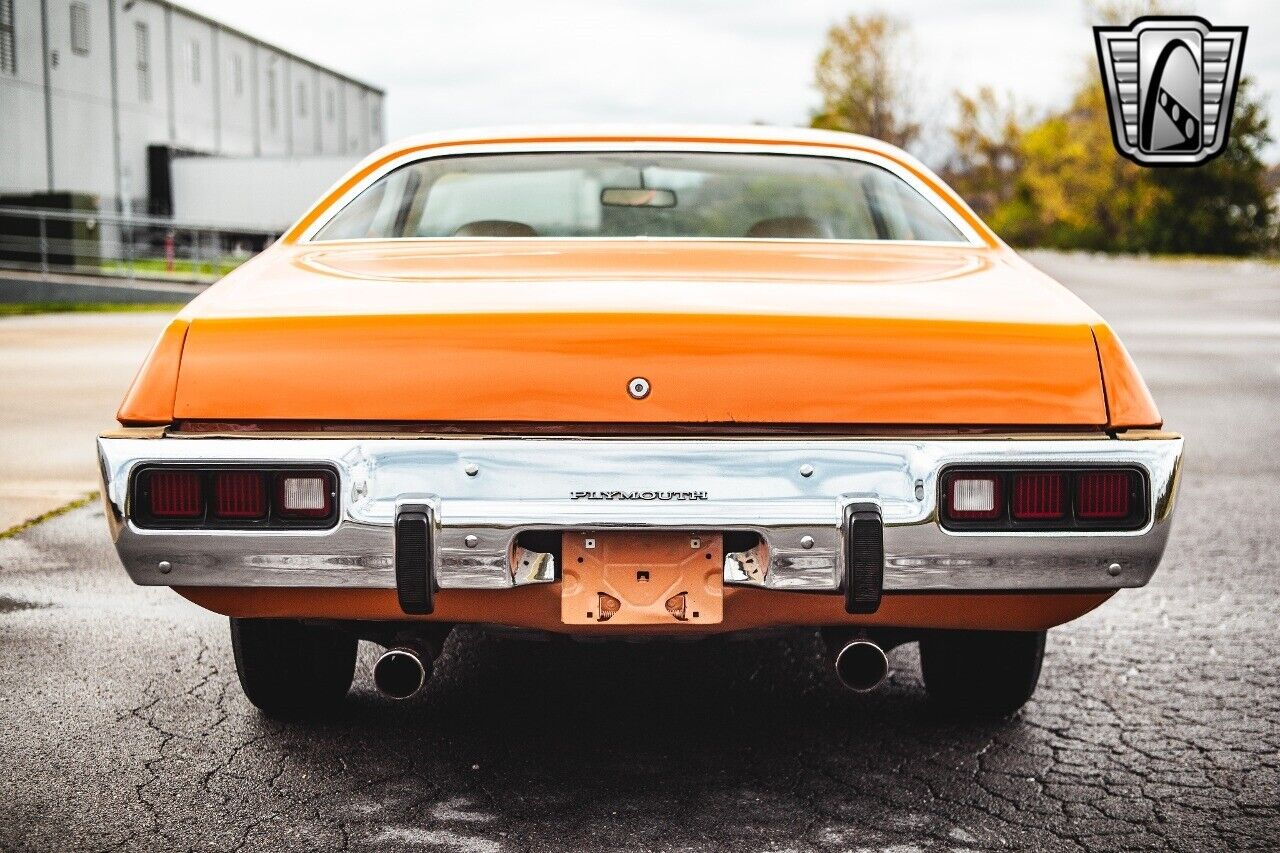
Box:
[0, 252, 1277, 852]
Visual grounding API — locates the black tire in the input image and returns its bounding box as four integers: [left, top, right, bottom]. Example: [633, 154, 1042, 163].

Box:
[230, 618, 358, 717]
[919, 629, 1046, 717]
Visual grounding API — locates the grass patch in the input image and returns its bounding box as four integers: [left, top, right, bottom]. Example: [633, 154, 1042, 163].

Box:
[101, 257, 246, 277]
[0, 302, 186, 316]
[0, 492, 99, 540]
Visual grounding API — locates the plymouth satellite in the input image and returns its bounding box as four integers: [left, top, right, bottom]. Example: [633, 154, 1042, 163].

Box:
[98, 126, 1181, 717]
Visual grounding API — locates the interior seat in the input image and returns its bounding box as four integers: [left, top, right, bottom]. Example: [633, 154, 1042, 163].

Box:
[744, 216, 833, 239]
[452, 220, 539, 237]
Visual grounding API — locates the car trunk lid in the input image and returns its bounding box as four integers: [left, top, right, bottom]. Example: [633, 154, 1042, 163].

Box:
[171, 241, 1108, 427]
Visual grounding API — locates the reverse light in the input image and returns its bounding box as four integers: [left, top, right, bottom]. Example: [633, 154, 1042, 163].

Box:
[945, 473, 1002, 520]
[276, 472, 334, 518]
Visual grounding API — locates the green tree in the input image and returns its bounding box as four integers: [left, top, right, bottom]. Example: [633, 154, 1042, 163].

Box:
[806, 0, 1277, 255]
[993, 77, 1165, 251]
[811, 14, 921, 151]
[988, 72, 1276, 255]
[943, 87, 1031, 219]
[1138, 78, 1277, 255]
[979, 0, 1277, 255]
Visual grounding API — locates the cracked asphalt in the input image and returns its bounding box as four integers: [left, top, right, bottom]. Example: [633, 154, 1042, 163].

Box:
[1, 253, 1278, 852]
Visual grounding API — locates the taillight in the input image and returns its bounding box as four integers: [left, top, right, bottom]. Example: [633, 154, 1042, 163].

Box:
[943, 473, 1002, 520]
[1076, 471, 1133, 520]
[132, 466, 337, 528]
[144, 470, 202, 518]
[213, 471, 266, 519]
[1012, 472, 1065, 520]
[276, 472, 334, 519]
[941, 467, 1145, 530]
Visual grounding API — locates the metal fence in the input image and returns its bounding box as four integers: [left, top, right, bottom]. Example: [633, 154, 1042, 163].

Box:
[0, 206, 279, 285]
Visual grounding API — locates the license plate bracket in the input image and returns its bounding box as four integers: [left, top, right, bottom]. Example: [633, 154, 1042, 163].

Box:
[561, 531, 723, 626]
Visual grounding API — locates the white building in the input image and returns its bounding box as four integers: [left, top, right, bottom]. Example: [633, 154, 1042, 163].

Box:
[0, 0, 384, 217]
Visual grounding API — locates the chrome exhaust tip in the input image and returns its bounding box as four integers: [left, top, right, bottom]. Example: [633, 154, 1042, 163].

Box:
[834, 639, 889, 692]
[373, 647, 429, 700]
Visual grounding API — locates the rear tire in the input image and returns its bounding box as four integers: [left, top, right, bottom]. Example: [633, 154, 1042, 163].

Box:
[919, 629, 1046, 717]
[230, 618, 357, 717]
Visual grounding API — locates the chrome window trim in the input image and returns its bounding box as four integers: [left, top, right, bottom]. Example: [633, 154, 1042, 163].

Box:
[296, 141, 986, 247]
[99, 435, 1181, 595]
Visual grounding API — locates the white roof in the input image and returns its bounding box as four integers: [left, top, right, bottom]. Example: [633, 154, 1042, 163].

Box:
[359, 123, 925, 173]
[290, 124, 989, 246]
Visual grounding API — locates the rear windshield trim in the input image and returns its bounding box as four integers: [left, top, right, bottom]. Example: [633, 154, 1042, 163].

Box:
[300, 143, 985, 247]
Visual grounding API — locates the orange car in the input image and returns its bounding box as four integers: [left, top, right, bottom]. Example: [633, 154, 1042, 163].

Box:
[98, 126, 1182, 717]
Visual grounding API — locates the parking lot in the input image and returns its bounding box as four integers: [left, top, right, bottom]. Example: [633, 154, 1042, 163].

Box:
[0, 252, 1277, 852]
[0, 309, 172, 531]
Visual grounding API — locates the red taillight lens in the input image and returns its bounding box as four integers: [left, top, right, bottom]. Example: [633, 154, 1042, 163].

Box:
[942, 467, 1143, 530]
[1076, 471, 1133, 519]
[1012, 472, 1065, 520]
[275, 472, 334, 519]
[213, 471, 266, 519]
[134, 467, 337, 528]
[945, 473, 1002, 520]
[145, 471, 202, 518]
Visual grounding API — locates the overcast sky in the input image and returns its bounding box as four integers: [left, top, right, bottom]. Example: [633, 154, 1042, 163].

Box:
[181, 0, 1280, 166]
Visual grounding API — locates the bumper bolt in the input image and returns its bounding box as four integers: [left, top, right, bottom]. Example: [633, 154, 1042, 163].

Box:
[1108, 562, 1122, 576]
[157, 560, 172, 574]
[464, 535, 479, 548]
[800, 535, 815, 549]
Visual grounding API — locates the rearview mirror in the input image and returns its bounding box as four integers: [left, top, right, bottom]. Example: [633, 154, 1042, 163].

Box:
[601, 187, 677, 208]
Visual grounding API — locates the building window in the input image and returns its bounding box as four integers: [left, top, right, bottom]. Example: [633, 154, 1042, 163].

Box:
[230, 53, 243, 97]
[0, 0, 16, 75]
[325, 88, 335, 121]
[266, 64, 278, 131]
[297, 81, 307, 117]
[188, 38, 201, 85]
[70, 2, 89, 56]
[135, 22, 151, 102]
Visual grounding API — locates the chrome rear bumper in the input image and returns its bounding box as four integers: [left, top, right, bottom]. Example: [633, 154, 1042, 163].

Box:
[98, 433, 1182, 594]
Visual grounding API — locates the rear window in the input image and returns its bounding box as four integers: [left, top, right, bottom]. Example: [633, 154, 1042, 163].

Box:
[313, 152, 967, 243]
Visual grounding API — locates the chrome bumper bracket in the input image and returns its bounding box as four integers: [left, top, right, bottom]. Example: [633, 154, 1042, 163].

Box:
[845, 504, 884, 614]
[394, 504, 435, 614]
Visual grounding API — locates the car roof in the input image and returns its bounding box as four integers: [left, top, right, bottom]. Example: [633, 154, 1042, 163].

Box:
[283, 125, 996, 247]
[361, 124, 918, 171]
